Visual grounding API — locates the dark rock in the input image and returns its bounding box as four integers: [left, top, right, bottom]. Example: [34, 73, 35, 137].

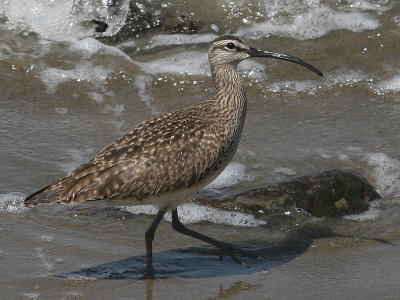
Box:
[96, 1, 199, 45]
[91, 19, 109, 33]
[162, 15, 197, 34]
[97, 2, 162, 45]
[193, 169, 381, 218]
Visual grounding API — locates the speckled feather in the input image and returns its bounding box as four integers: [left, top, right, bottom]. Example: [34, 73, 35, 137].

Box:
[24, 36, 250, 208]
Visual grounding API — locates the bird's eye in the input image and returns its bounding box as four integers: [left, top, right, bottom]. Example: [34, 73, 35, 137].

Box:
[226, 42, 235, 49]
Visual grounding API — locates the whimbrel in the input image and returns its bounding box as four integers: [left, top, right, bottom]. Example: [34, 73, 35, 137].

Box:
[24, 35, 322, 278]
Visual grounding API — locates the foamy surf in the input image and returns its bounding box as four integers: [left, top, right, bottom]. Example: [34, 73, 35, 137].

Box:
[238, 6, 380, 40]
[134, 51, 209, 76]
[0, 192, 28, 213]
[266, 68, 372, 94]
[120, 203, 266, 227]
[343, 206, 381, 221]
[365, 153, 400, 197]
[1, 0, 130, 41]
[134, 50, 266, 78]
[374, 75, 400, 94]
[264, 69, 400, 97]
[40, 61, 113, 94]
[205, 162, 254, 189]
[144, 33, 219, 49]
[69, 38, 133, 61]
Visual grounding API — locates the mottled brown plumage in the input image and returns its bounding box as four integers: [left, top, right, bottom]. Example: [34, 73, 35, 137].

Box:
[24, 36, 250, 208]
[26, 101, 242, 206]
[23, 36, 322, 278]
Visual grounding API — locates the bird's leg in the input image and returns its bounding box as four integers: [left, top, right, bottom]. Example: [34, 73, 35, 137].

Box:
[171, 208, 262, 267]
[143, 208, 168, 279]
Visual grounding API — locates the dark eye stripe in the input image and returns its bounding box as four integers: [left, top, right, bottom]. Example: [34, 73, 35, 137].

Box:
[226, 42, 235, 49]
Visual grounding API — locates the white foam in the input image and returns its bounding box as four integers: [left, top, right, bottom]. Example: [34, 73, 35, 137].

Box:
[118, 40, 137, 49]
[206, 162, 253, 189]
[238, 6, 380, 40]
[120, 203, 266, 227]
[134, 75, 160, 114]
[239, 61, 267, 81]
[134, 51, 209, 76]
[366, 153, 400, 196]
[330, 69, 370, 86]
[273, 167, 296, 176]
[120, 204, 158, 216]
[97, 0, 131, 37]
[374, 75, 400, 94]
[60, 274, 97, 281]
[265, 69, 369, 94]
[40, 61, 112, 93]
[69, 37, 133, 62]
[266, 80, 321, 94]
[210, 24, 220, 33]
[345, 0, 390, 11]
[260, 0, 320, 19]
[21, 294, 40, 300]
[0, 192, 29, 213]
[134, 50, 266, 79]
[343, 207, 381, 221]
[1, 0, 130, 42]
[2, 0, 90, 41]
[146, 33, 218, 49]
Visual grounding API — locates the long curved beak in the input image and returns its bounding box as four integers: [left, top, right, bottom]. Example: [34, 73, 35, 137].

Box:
[246, 47, 323, 77]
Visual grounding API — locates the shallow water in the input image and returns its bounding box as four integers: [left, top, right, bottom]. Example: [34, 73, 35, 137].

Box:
[1, 0, 400, 299]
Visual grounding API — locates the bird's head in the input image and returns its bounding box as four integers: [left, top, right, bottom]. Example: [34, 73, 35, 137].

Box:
[209, 35, 323, 76]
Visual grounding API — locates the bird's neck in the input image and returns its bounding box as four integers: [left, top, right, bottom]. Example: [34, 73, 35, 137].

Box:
[210, 63, 247, 146]
[211, 64, 247, 117]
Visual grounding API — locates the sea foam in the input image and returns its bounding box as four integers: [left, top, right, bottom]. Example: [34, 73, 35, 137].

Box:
[343, 207, 381, 221]
[238, 6, 380, 40]
[0, 192, 28, 213]
[146, 33, 219, 49]
[40, 61, 112, 93]
[374, 75, 400, 94]
[1, 0, 130, 41]
[69, 37, 133, 62]
[134, 51, 209, 76]
[366, 153, 400, 197]
[205, 162, 253, 190]
[120, 203, 266, 227]
[134, 50, 266, 78]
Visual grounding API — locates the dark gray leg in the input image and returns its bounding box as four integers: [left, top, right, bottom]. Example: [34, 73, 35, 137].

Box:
[143, 208, 168, 279]
[171, 208, 261, 266]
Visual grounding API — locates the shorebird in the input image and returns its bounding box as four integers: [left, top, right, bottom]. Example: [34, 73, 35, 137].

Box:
[23, 35, 322, 278]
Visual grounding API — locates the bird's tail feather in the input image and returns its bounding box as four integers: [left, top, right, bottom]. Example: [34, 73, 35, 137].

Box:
[22, 180, 64, 207]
